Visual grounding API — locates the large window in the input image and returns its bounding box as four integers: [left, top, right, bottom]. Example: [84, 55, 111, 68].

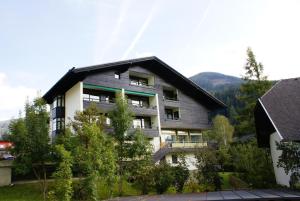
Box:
[127, 95, 149, 108]
[52, 118, 65, 131]
[52, 95, 65, 108]
[132, 117, 151, 129]
[165, 108, 180, 120]
[83, 89, 115, 103]
[190, 132, 202, 143]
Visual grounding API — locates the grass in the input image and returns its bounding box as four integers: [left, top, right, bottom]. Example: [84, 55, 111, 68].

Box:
[0, 183, 43, 201]
[0, 179, 140, 201]
[219, 172, 233, 190]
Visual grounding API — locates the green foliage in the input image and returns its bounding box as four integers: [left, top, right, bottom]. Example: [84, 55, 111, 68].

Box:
[132, 161, 154, 195]
[196, 148, 222, 191]
[109, 93, 134, 144]
[152, 162, 174, 194]
[171, 155, 190, 193]
[49, 145, 73, 201]
[109, 93, 153, 195]
[230, 140, 275, 188]
[277, 142, 300, 188]
[228, 175, 248, 189]
[207, 115, 234, 146]
[236, 47, 272, 136]
[71, 103, 116, 200]
[9, 97, 51, 200]
[217, 145, 232, 172]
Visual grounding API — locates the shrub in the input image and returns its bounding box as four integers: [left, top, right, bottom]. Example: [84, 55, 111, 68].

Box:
[152, 162, 174, 194]
[172, 165, 189, 193]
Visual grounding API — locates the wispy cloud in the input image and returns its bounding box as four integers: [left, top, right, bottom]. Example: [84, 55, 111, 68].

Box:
[180, 0, 213, 61]
[97, 0, 133, 61]
[121, 0, 160, 60]
[0, 72, 37, 120]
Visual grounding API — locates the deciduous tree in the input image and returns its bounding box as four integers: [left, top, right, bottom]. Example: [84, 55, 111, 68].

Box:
[9, 98, 51, 200]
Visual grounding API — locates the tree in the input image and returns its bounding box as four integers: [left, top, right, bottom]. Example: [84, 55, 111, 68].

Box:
[152, 162, 174, 194]
[208, 115, 234, 146]
[124, 129, 154, 195]
[230, 140, 275, 187]
[71, 103, 116, 200]
[109, 93, 134, 195]
[196, 147, 222, 191]
[277, 142, 300, 188]
[172, 154, 190, 193]
[217, 145, 232, 172]
[236, 47, 272, 136]
[9, 98, 51, 201]
[48, 144, 73, 201]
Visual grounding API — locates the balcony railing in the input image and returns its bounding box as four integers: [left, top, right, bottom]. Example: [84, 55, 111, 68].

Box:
[162, 141, 207, 148]
[83, 98, 115, 104]
[163, 96, 178, 101]
[129, 82, 154, 88]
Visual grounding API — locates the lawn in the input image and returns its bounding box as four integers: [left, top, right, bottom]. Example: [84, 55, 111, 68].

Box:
[219, 172, 233, 190]
[0, 180, 140, 201]
[0, 183, 42, 201]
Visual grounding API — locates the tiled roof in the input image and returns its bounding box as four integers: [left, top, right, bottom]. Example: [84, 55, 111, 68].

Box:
[259, 77, 300, 141]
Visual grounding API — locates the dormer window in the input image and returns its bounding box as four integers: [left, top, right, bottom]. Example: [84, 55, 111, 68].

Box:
[130, 76, 148, 86]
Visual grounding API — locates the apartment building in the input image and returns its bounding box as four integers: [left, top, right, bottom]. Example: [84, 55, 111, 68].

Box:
[43, 56, 226, 169]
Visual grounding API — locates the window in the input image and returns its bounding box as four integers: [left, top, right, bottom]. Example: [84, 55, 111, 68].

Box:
[163, 88, 178, 101]
[83, 89, 115, 103]
[52, 95, 65, 108]
[127, 95, 149, 108]
[165, 108, 180, 120]
[191, 135, 200, 143]
[132, 117, 151, 129]
[114, 72, 120, 79]
[130, 76, 149, 86]
[52, 118, 65, 131]
[172, 155, 178, 164]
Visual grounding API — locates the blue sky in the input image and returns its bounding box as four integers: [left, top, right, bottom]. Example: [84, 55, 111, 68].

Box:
[1, 0, 300, 120]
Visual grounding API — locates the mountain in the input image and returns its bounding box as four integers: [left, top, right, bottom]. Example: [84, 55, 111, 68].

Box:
[190, 72, 244, 124]
[190, 72, 243, 93]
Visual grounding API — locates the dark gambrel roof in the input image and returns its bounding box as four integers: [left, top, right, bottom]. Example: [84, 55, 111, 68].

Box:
[255, 77, 300, 146]
[43, 56, 226, 110]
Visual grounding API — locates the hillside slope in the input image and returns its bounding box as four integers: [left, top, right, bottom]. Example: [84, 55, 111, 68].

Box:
[190, 72, 243, 92]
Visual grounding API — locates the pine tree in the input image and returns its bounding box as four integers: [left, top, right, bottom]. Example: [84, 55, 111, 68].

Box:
[236, 47, 272, 136]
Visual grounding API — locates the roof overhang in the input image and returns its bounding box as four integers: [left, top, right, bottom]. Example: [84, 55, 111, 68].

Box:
[43, 56, 226, 111]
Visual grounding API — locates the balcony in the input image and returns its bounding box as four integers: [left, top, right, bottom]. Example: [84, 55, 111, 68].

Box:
[162, 141, 207, 149]
[83, 99, 115, 113]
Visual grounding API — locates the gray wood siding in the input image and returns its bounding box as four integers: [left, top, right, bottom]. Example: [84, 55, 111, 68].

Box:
[83, 66, 211, 130]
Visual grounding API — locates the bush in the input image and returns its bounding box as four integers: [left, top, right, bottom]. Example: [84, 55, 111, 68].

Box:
[152, 162, 174, 194]
[172, 165, 189, 193]
[133, 164, 154, 195]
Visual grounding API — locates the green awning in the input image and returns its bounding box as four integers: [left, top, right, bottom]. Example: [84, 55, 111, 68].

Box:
[125, 90, 155, 97]
[83, 83, 155, 97]
[83, 83, 121, 92]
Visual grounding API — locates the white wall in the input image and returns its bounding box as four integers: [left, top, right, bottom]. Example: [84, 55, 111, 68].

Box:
[165, 153, 197, 170]
[65, 82, 83, 124]
[151, 137, 160, 152]
[270, 131, 291, 186]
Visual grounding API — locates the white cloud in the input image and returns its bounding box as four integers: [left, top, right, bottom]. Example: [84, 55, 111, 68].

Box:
[0, 72, 37, 121]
